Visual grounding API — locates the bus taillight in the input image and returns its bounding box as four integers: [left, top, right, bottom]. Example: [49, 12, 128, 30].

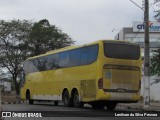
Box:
[98, 78, 103, 89]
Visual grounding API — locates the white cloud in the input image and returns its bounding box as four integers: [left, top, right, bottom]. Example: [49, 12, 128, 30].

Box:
[0, 0, 156, 45]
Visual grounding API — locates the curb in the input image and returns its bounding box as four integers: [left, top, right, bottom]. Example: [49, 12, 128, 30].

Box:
[1, 101, 28, 105]
[117, 104, 160, 112]
[117, 105, 141, 110]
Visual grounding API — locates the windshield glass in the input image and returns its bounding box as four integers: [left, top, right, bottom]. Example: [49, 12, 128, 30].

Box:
[104, 42, 140, 60]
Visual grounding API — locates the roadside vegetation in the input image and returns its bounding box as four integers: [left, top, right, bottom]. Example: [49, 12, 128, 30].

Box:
[150, 48, 160, 84]
[0, 19, 74, 95]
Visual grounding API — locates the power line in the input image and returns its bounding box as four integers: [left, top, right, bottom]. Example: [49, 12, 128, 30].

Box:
[130, 0, 144, 11]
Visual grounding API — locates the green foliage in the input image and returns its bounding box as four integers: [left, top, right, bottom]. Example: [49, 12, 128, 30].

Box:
[0, 19, 32, 95]
[150, 48, 160, 76]
[0, 19, 74, 95]
[28, 19, 74, 56]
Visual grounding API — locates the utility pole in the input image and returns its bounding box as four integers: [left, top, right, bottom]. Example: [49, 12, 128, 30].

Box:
[144, 0, 150, 109]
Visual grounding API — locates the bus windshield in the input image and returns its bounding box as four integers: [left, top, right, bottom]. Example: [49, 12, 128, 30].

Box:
[104, 42, 140, 60]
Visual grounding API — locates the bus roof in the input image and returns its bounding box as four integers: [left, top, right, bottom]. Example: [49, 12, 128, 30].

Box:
[25, 39, 138, 61]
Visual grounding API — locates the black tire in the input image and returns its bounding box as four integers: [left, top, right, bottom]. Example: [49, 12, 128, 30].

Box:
[54, 101, 58, 106]
[29, 99, 34, 104]
[106, 102, 117, 110]
[73, 90, 84, 108]
[26, 91, 34, 105]
[91, 102, 105, 109]
[62, 90, 71, 107]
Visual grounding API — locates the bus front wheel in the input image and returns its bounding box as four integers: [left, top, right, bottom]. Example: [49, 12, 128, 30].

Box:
[73, 90, 84, 108]
[62, 90, 71, 107]
[106, 102, 117, 110]
[26, 90, 34, 105]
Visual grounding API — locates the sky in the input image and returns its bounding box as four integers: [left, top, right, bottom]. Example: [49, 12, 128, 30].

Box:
[0, 0, 158, 45]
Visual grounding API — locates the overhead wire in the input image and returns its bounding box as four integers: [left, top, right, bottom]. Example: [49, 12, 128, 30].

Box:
[113, 0, 145, 40]
[109, 0, 127, 30]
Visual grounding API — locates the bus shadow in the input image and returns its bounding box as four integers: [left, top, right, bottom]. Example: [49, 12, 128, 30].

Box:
[31, 101, 122, 112]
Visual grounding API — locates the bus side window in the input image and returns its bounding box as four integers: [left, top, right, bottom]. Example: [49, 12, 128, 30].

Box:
[88, 45, 98, 64]
[59, 51, 69, 68]
[40, 57, 47, 71]
[69, 48, 81, 67]
[20, 70, 25, 88]
[35, 57, 47, 71]
[29, 60, 39, 73]
[23, 61, 29, 74]
[45, 55, 52, 70]
[80, 47, 89, 65]
[32, 58, 40, 72]
[50, 54, 59, 69]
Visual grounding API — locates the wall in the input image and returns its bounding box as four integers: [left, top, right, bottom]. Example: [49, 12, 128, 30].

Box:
[141, 76, 160, 101]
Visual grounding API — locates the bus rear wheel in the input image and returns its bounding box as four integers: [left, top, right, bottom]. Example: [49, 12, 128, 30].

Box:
[91, 102, 105, 109]
[106, 102, 117, 110]
[73, 90, 84, 108]
[62, 90, 71, 107]
[54, 101, 58, 106]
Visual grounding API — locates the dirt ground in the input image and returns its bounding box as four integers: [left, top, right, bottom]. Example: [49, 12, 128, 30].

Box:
[1, 91, 22, 103]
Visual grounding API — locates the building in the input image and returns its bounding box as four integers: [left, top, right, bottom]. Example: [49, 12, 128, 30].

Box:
[114, 21, 160, 101]
[114, 21, 160, 57]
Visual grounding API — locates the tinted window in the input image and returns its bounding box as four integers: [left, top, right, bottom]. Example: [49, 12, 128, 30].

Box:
[23, 61, 29, 74]
[59, 52, 69, 68]
[104, 42, 140, 60]
[80, 45, 98, 65]
[80, 47, 89, 65]
[28, 60, 39, 73]
[24, 44, 99, 73]
[37, 57, 47, 71]
[32, 58, 40, 71]
[50, 54, 59, 69]
[45, 56, 52, 70]
[69, 48, 81, 67]
[88, 45, 98, 63]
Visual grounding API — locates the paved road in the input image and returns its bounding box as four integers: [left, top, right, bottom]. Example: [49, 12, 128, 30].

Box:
[1, 101, 160, 120]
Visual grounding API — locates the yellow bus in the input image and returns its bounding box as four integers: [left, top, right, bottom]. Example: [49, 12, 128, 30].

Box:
[20, 40, 141, 110]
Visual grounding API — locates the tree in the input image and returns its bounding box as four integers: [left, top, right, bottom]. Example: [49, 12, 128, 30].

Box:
[150, 47, 160, 84]
[28, 19, 74, 56]
[154, 1, 160, 22]
[0, 19, 74, 95]
[0, 20, 32, 95]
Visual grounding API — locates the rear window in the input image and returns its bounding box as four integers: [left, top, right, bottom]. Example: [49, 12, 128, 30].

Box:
[104, 42, 140, 60]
